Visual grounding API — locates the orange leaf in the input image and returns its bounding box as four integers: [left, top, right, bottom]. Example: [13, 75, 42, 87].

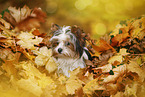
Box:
[32, 29, 41, 36]
[111, 29, 130, 47]
[92, 39, 116, 53]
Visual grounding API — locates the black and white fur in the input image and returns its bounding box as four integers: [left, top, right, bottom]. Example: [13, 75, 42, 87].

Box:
[50, 25, 91, 77]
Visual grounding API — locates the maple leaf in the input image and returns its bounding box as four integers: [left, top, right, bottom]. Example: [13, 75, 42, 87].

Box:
[83, 78, 105, 94]
[111, 92, 124, 97]
[0, 16, 12, 29]
[127, 61, 145, 82]
[33, 46, 57, 73]
[3, 6, 46, 32]
[8, 5, 32, 23]
[16, 77, 43, 97]
[65, 68, 84, 95]
[124, 82, 138, 97]
[16, 32, 43, 50]
[110, 30, 130, 47]
[45, 57, 57, 73]
[33, 46, 52, 66]
[92, 39, 116, 53]
[103, 64, 127, 83]
[0, 49, 21, 77]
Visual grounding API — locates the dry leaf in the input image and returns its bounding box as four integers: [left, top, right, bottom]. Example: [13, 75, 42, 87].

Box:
[92, 39, 115, 53]
[3, 6, 46, 32]
[127, 61, 145, 82]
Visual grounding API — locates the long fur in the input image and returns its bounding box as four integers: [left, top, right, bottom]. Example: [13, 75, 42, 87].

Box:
[50, 25, 89, 77]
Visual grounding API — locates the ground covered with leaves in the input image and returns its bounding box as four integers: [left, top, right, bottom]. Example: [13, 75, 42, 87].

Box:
[0, 6, 145, 97]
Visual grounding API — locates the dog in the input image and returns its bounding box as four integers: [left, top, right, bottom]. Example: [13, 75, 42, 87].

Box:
[50, 24, 91, 77]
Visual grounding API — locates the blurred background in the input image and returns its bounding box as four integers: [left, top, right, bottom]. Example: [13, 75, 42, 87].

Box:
[0, 0, 145, 39]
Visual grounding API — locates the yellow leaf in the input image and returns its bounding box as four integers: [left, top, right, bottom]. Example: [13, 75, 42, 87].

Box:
[18, 61, 42, 78]
[17, 32, 43, 50]
[8, 6, 32, 23]
[103, 64, 126, 83]
[118, 48, 130, 55]
[96, 63, 112, 73]
[16, 77, 43, 97]
[124, 82, 138, 97]
[37, 75, 54, 88]
[83, 78, 105, 94]
[34, 46, 52, 66]
[45, 57, 57, 73]
[131, 27, 145, 39]
[110, 92, 124, 97]
[127, 61, 145, 82]
[66, 78, 83, 95]
[65, 68, 84, 95]
[108, 55, 123, 64]
[58, 75, 67, 84]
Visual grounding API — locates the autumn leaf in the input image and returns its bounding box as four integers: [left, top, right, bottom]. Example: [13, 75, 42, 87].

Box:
[0, 16, 12, 29]
[83, 78, 105, 94]
[16, 77, 43, 97]
[65, 68, 84, 95]
[45, 57, 57, 73]
[124, 82, 138, 97]
[127, 61, 145, 82]
[16, 31, 43, 50]
[92, 39, 116, 53]
[111, 30, 129, 47]
[3, 6, 46, 32]
[33, 46, 52, 66]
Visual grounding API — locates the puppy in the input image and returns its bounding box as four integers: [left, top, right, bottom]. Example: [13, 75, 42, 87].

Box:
[50, 24, 91, 77]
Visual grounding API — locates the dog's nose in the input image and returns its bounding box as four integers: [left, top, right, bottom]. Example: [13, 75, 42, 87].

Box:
[58, 48, 63, 53]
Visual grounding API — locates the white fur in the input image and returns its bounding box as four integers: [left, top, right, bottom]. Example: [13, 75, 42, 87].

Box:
[53, 56, 85, 77]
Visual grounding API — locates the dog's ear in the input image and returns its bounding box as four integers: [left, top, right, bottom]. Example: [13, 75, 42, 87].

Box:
[71, 25, 86, 47]
[51, 23, 60, 33]
[72, 25, 86, 57]
[76, 39, 84, 57]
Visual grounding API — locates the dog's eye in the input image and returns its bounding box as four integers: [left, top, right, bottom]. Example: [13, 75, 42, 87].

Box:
[52, 41, 59, 47]
[65, 41, 70, 46]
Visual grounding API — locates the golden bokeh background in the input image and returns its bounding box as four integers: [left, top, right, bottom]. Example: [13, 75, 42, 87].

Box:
[0, 0, 145, 38]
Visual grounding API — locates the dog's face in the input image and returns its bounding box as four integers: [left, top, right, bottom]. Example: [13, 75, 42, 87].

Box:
[50, 26, 81, 58]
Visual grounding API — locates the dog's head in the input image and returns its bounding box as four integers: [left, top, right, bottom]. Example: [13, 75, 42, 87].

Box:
[50, 24, 84, 58]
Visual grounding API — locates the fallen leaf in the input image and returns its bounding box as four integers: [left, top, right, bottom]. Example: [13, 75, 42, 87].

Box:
[16, 77, 43, 97]
[127, 61, 145, 82]
[17, 32, 43, 50]
[83, 78, 105, 94]
[45, 57, 57, 73]
[111, 31, 129, 47]
[92, 39, 115, 53]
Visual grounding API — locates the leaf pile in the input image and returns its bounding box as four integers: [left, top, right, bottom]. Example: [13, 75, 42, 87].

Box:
[0, 6, 145, 97]
[85, 16, 145, 96]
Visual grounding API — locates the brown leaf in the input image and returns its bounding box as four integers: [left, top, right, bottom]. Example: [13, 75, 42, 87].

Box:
[32, 7, 46, 22]
[85, 60, 94, 66]
[75, 87, 84, 97]
[3, 12, 16, 26]
[92, 39, 116, 53]
[15, 18, 40, 32]
[111, 28, 130, 47]
[3, 6, 46, 32]
[0, 17, 12, 30]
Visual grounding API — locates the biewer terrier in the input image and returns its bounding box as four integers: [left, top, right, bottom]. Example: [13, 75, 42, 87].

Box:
[50, 24, 91, 77]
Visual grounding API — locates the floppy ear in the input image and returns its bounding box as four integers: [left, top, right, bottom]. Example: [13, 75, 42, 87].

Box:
[51, 23, 60, 33]
[76, 39, 84, 57]
[71, 25, 87, 57]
